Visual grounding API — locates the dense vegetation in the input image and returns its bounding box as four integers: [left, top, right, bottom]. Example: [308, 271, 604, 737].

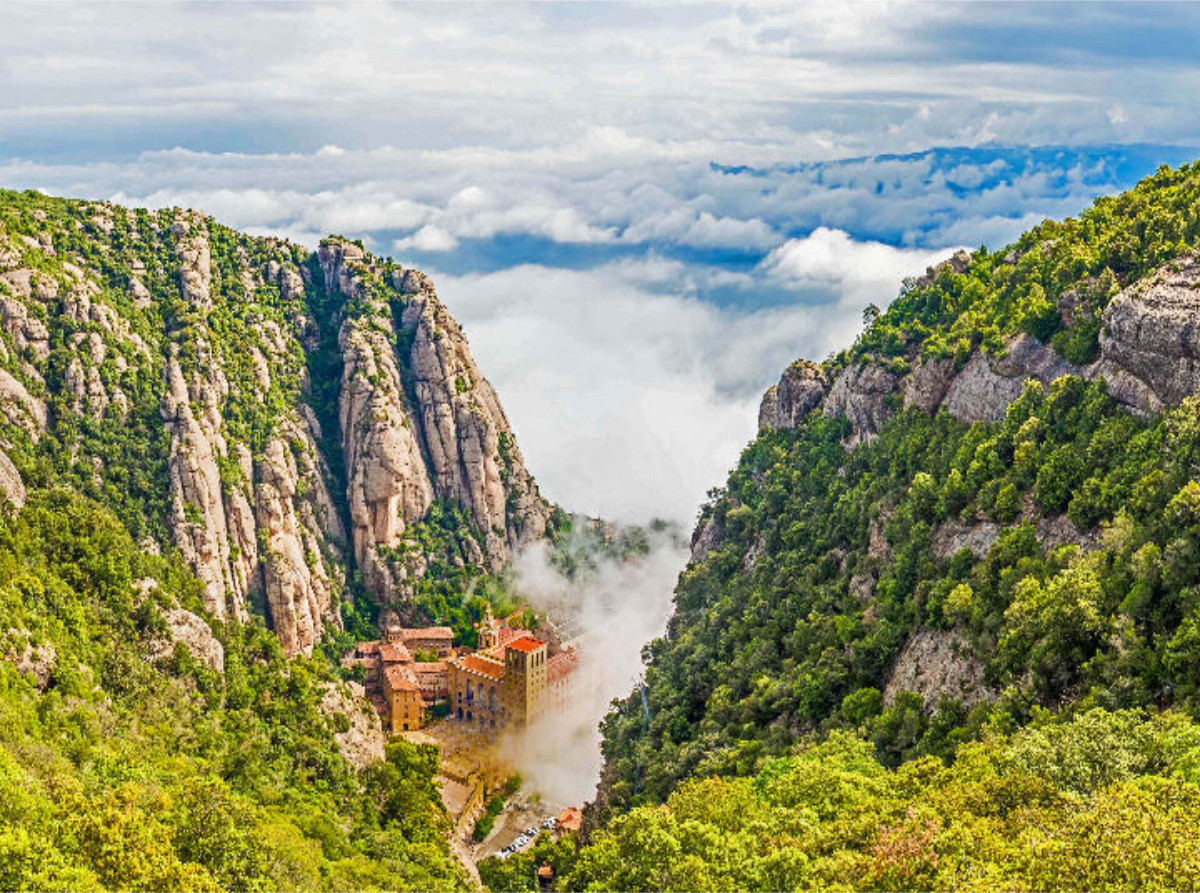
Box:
[574, 709, 1200, 891]
[582, 160, 1200, 889]
[853, 161, 1200, 368]
[0, 488, 465, 890]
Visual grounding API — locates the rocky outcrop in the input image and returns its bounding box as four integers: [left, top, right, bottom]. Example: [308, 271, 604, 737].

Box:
[325, 239, 550, 604]
[320, 681, 386, 770]
[0, 450, 24, 509]
[758, 360, 828, 431]
[255, 431, 343, 656]
[930, 519, 1002, 562]
[146, 608, 225, 673]
[398, 273, 549, 563]
[1092, 255, 1200, 414]
[759, 333, 1078, 443]
[159, 238, 349, 654]
[823, 362, 899, 447]
[943, 335, 1078, 424]
[884, 628, 993, 712]
[689, 512, 724, 565]
[4, 631, 56, 690]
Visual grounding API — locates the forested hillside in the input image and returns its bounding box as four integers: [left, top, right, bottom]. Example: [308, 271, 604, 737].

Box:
[0, 188, 566, 889]
[566, 161, 1200, 890]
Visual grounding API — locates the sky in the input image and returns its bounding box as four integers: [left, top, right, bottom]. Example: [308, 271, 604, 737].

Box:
[4, 1, 1200, 525]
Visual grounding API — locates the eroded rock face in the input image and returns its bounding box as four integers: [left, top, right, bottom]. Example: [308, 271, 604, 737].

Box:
[689, 513, 724, 565]
[146, 608, 225, 673]
[159, 236, 348, 655]
[759, 333, 1080, 448]
[0, 450, 25, 509]
[884, 628, 993, 712]
[320, 681, 386, 770]
[1094, 255, 1200, 414]
[325, 239, 550, 605]
[4, 631, 56, 690]
[758, 360, 828, 432]
[824, 362, 899, 447]
[399, 279, 549, 564]
[942, 335, 1078, 424]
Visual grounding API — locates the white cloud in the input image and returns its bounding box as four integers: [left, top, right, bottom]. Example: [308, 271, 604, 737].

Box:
[432, 240, 930, 525]
[396, 224, 458, 253]
[763, 227, 953, 291]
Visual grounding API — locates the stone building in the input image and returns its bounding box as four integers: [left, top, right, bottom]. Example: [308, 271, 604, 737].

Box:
[348, 614, 580, 736]
[383, 663, 425, 733]
[346, 626, 454, 733]
[448, 624, 578, 732]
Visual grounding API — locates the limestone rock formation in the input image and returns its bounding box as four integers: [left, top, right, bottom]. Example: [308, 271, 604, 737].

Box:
[884, 628, 993, 712]
[0, 450, 25, 509]
[942, 335, 1078, 424]
[4, 632, 56, 690]
[1093, 255, 1200, 414]
[146, 608, 225, 673]
[758, 360, 828, 431]
[320, 681, 386, 770]
[324, 238, 550, 604]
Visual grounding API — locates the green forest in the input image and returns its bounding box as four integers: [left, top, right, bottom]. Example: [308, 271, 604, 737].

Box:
[0, 488, 466, 890]
[10, 156, 1200, 890]
[575, 161, 1200, 889]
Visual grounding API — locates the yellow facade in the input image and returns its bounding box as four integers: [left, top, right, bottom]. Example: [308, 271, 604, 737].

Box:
[449, 636, 548, 731]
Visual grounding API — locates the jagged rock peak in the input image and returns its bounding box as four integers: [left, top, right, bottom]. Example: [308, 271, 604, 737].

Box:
[758, 252, 1200, 446]
[0, 194, 554, 658]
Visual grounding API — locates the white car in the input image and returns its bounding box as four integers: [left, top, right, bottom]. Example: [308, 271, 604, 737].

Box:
[542, 817, 556, 829]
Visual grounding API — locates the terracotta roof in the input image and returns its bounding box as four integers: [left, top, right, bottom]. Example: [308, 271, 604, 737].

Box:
[355, 640, 381, 655]
[506, 635, 546, 654]
[383, 664, 419, 692]
[557, 807, 582, 832]
[547, 650, 578, 684]
[410, 661, 447, 675]
[397, 626, 454, 640]
[379, 643, 412, 664]
[459, 654, 506, 680]
[496, 624, 524, 646]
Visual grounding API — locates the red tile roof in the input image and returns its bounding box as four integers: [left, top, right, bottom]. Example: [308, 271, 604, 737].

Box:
[379, 643, 412, 664]
[383, 664, 419, 692]
[506, 635, 546, 654]
[547, 650, 578, 684]
[459, 654, 506, 680]
[410, 661, 447, 675]
[397, 626, 454, 640]
[557, 808, 583, 832]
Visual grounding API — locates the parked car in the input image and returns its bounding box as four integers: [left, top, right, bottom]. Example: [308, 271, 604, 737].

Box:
[542, 817, 556, 829]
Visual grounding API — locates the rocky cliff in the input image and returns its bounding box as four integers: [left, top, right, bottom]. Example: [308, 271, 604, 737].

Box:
[760, 251, 1200, 443]
[0, 190, 551, 656]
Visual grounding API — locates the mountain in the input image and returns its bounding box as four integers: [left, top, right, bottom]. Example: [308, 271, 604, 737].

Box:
[0, 188, 564, 890]
[552, 162, 1200, 889]
[0, 189, 555, 656]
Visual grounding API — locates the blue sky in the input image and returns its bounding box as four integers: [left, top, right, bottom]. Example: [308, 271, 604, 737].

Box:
[3, 1, 1199, 522]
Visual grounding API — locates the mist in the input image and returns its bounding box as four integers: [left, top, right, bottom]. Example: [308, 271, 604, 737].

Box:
[496, 528, 687, 805]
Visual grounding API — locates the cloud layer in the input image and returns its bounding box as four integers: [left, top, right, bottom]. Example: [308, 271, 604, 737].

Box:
[2, 2, 1198, 528]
